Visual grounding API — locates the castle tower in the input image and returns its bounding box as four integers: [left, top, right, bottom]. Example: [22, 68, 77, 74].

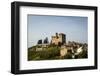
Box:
[51, 33, 66, 45]
[59, 33, 66, 45]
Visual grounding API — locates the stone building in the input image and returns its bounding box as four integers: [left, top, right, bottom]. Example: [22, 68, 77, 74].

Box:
[60, 45, 73, 57]
[51, 33, 66, 45]
[60, 45, 68, 57]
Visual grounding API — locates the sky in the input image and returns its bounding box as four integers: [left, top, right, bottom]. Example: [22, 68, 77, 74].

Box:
[27, 15, 88, 48]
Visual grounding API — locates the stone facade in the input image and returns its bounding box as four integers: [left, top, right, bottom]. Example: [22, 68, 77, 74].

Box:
[51, 33, 66, 45]
[60, 45, 73, 57]
[60, 45, 68, 57]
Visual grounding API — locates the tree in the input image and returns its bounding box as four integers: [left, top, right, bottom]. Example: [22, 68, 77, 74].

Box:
[37, 39, 42, 44]
[44, 37, 49, 44]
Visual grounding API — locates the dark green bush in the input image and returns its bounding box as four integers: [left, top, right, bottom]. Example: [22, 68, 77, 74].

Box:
[28, 46, 60, 60]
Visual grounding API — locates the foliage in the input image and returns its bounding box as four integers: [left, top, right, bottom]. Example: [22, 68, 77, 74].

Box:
[28, 45, 60, 60]
[28, 44, 88, 61]
[77, 50, 88, 58]
[63, 52, 72, 59]
[44, 37, 49, 44]
[37, 39, 42, 44]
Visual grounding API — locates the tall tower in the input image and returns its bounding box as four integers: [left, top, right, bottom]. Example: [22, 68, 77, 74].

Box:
[59, 33, 66, 45]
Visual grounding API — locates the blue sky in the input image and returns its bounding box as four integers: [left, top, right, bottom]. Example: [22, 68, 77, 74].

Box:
[27, 15, 88, 48]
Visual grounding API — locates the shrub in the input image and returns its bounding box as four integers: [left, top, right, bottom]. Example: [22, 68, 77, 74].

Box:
[28, 46, 60, 60]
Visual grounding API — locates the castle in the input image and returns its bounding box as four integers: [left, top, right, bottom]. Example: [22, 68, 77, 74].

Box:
[32, 33, 87, 58]
[51, 33, 66, 45]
